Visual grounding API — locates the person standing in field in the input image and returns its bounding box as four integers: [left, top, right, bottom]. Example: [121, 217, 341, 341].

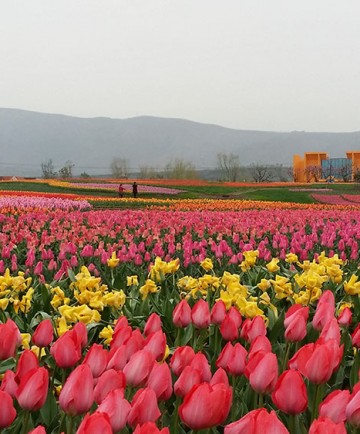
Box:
[118, 183, 125, 198]
[132, 182, 138, 198]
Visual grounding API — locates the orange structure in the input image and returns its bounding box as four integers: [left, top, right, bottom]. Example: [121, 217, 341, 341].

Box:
[293, 151, 360, 182]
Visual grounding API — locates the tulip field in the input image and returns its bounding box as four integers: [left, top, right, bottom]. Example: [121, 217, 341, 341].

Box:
[2, 182, 360, 433]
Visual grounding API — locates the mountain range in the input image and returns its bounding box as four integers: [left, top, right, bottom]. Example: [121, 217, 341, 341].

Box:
[0, 108, 359, 177]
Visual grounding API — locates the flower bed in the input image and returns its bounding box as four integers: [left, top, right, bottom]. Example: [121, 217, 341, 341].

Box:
[1, 208, 360, 432]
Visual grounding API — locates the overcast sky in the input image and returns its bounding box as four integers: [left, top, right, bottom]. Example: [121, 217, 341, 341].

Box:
[1, 0, 359, 132]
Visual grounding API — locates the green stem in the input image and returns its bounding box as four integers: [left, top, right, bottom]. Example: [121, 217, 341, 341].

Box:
[288, 414, 298, 434]
[21, 411, 30, 434]
[67, 414, 74, 434]
[172, 396, 181, 434]
[258, 393, 264, 408]
[282, 341, 292, 372]
[311, 383, 323, 422]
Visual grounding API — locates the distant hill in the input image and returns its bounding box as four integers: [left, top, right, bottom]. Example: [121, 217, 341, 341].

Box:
[0, 108, 359, 177]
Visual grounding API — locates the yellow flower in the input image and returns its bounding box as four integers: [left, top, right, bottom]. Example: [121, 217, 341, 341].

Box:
[56, 316, 71, 336]
[235, 296, 264, 319]
[107, 251, 120, 268]
[31, 346, 46, 359]
[270, 275, 293, 300]
[266, 258, 280, 273]
[139, 279, 159, 300]
[257, 279, 271, 292]
[103, 290, 126, 309]
[344, 274, 360, 296]
[127, 275, 139, 286]
[0, 298, 9, 310]
[200, 258, 213, 271]
[99, 325, 114, 345]
[326, 264, 343, 284]
[21, 333, 31, 349]
[285, 253, 298, 264]
[338, 302, 353, 315]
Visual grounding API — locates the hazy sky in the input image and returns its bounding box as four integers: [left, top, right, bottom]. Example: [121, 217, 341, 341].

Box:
[1, 0, 359, 132]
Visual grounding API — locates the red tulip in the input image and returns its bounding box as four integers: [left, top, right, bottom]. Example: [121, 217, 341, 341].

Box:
[14, 349, 39, 384]
[240, 316, 266, 342]
[76, 412, 112, 434]
[107, 345, 128, 371]
[127, 387, 161, 428]
[94, 369, 126, 405]
[245, 351, 278, 394]
[319, 390, 350, 423]
[318, 318, 341, 345]
[146, 362, 173, 401]
[111, 325, 132, 350]
[96, 389, 131, 432]
[289, 340, 343, 384]
[170, 346, 195, 376]
[351, 324, 360, 348]
[174, 366, 202, 398]
[32, 319, 54, 347]
[210, 368, 229, 387]
[144, 313, 162, 336]
[133, 422, 170, 434]
[179, 382, 232, 430]
[173, 300, 192, 328]
[123, 350, 155, 387]
[284, 305, 309, 342]
[15, 367, 49, 411]
[143, 330, 167, 361]
[0, 319, 21, 360]
[211, 300, 227, 325]
[224, 408, 289, 434]
[82, 343, 108, 378]
[0, 390, 16, 429]
[50, 330, 82, 368]
[346, 384, 360, 427]
[191, 299, 211, 329]
[248, 335, 272, 358]
[0, 370, 18, 397]
[309, 416, 347, 434]
[220, 314, 239, 341]
[228, 307, 242, 328]
[271, 369, 308, 414]
[216, 342, 247, 376]
[188, 352, 212, 382]
[72, 322, 88, 348]
[28, 426, 46, 434]
[338, 307, 352, 327]
[312, 290, 335, 331]
[59, 364, 94, 416]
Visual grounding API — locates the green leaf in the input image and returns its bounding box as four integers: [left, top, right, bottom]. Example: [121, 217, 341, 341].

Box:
[40, 391, 58, 427]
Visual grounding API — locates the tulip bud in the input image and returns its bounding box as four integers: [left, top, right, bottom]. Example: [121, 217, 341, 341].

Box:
[191, 299, 211, 329]
[15, 367, 49, 411]
[170, 346, 196, 376]
[0, 390, 16, 429]
[309, 416, 347, 434]
[173, 300, 192, 328]
[76, 412, 112, 434]
[271, 369, 308, 415]
[127, 388, 161, 428]
[32, 319, 54, 347]
[96, 389, 131, 432]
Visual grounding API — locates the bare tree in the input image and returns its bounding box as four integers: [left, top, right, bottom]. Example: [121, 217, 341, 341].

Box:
[338, 164, 352, 182]
[304, 165, 322, 183]
[217, 152, 241, 181]
[58, 160, 74, 179]
[139, 165, 158, 179]
[110, 158, 129, 178]
[250, 163, 274, 183]
[41, 159, 57, 179]
[163, 158, 198, 179]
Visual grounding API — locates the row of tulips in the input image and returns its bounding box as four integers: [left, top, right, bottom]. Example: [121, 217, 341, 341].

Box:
[2, 277, 360, 433]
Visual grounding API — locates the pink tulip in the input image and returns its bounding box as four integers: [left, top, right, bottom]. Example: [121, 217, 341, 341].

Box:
[191, 299, 211, 329]
[15, 367, 49, 411]
[313, 290, 335, 331]
[220, 314, 239, 341]
[0, 319, 21, 360]
[32, 319, 54, 347]
[144, 313, 162, 336]
[240, 316, 266, 342]
[59, 364, 94, 416]
[179, 382, 232, 430]
[225, 408, 289, 434]
[82, 343, 108, 378]
[173, 300, 192, 328]
[133, 423, 170, 434]
[170, 346, 196, 376]
[245, 351, 278, 394]
[338, 307, 352, 327]
[319, 390, 350, 423]
[146, 362, 173, 401]
[14, 349, 39, 384]
[309, 416, 347, 434]
[127, 388, 161, 428]
[0, 370, 18, 398]
[50, 330, 82, 368]
[76, 412, 112, 434]
[96, 389, 131, 432]
[123, 350, 155, 387]
[94, 369, 126, 405]
[174, 366, 202, 398]
[271, 369, 308, 414]
[143, 330, 167, 361]
[0, 390, 16, 429]
[211, 300, 227, 325]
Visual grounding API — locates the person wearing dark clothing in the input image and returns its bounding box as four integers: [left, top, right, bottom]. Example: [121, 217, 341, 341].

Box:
[132, 182, 138, 198]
